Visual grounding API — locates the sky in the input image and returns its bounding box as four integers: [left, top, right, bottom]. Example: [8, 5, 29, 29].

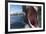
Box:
[10, 5, 23, 14]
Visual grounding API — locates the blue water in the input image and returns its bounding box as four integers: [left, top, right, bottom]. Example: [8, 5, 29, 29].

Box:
[10, 15, 27, 29]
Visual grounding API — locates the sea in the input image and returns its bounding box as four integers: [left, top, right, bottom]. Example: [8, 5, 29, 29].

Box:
[10, 15, 27, 29]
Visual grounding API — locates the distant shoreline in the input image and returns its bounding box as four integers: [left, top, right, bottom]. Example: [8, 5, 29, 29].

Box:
[10, 13, 24, 16]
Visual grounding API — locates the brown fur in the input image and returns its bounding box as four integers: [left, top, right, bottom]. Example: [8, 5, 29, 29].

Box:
[26, 6, 38, 27]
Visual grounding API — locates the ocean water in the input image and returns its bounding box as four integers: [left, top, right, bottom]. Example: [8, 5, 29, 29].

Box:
[10, 15, 27, 29]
